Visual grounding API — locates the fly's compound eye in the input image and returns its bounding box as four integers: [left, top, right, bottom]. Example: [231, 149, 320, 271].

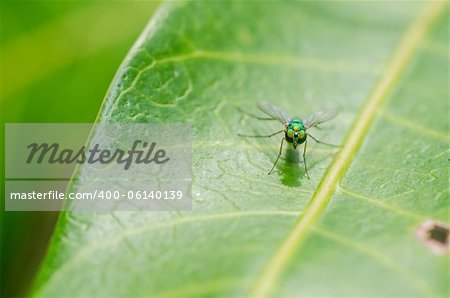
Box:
[287, 130, 294, 138]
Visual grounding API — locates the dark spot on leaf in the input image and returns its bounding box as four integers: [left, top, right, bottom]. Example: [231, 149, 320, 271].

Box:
[415, 220, 450, 255]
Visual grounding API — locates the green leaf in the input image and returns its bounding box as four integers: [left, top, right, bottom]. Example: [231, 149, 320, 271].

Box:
[32, 2, 449, 297]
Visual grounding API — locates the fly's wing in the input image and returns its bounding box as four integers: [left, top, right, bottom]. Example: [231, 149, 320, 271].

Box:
[302, 108, 337, 129]
[257, 101, 291, 125]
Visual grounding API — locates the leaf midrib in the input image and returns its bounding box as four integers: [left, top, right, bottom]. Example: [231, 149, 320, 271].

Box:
[250, 2, 448, 297]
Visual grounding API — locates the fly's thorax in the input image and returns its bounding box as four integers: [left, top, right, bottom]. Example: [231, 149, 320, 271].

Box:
[285, 119, 306, 148]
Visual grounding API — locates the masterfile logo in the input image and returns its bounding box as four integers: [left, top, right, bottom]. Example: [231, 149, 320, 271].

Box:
[26, 140, 170, 170]
[5, 123, 192, 212]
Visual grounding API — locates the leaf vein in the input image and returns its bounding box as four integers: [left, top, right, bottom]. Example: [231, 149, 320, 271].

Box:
[312, 227, 439, 298]
[338, 186, 426, 220]
[250, 2, 448, 297]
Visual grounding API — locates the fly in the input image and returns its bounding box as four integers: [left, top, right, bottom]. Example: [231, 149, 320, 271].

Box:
[238, 101, 338, 178]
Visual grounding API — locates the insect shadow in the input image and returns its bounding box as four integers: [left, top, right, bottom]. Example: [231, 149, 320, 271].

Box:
[278, 147, 303, 186]
[277, 147, 327, 186]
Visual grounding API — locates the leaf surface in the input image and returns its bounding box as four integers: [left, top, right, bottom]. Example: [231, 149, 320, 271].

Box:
[32, 2, 449, 297]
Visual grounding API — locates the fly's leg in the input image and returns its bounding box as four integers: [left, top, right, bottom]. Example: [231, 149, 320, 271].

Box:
[268, 137, 284, 175]
[307, 133, 339, 147]
[239, 130, 285, 175]
[238, 130, 285, 138]
[303, 139, 310, 179]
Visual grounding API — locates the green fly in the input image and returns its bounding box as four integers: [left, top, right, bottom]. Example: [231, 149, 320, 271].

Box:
[239, 101, 338, 178]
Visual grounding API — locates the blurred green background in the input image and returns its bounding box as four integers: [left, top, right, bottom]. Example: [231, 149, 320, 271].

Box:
[1, 1, 159, 296]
